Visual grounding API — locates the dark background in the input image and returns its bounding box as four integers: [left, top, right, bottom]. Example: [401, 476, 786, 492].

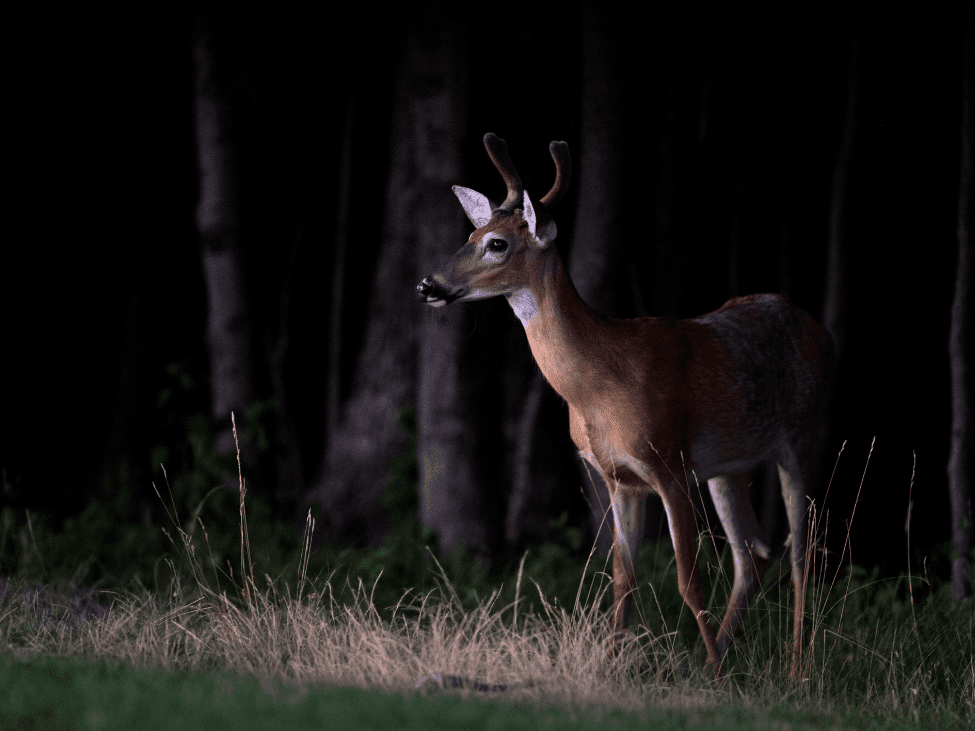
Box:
[1, 6, 969, 580]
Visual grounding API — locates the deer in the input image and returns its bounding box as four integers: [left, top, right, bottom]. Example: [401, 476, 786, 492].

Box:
[416, 133, 835, 679]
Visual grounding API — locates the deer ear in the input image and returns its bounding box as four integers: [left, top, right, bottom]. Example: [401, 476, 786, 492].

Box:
[452, 186, 493, 227]
[536, 219, 557, 245]
[521, 190, 557, 245]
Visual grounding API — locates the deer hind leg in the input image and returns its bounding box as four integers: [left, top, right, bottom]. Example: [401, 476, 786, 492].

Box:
[659, 482, 722, 673]
[708, 471, 771, 658]
[777, 453, 812, 677]
[608, 485, 646, 645]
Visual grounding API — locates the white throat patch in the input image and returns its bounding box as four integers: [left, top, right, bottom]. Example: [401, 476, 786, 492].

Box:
[506, 288, 539, 325]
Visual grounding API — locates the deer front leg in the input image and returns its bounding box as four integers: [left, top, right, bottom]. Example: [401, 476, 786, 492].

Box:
[608, 485, 646, 648]
[660, 484, 723, 675]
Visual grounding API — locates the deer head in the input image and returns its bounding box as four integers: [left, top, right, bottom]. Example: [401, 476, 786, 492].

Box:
[417, 133, 571, 317]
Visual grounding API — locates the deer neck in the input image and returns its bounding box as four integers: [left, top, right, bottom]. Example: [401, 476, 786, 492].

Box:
[507, 254, 609, 407]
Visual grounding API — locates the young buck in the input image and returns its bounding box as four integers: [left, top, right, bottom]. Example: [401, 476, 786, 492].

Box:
[417, 133, 835, 678]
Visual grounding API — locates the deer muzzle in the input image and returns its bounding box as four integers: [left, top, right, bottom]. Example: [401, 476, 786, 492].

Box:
[416, 275, 463, 306]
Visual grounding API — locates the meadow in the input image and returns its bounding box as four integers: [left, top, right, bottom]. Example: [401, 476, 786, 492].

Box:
[1, 431, 973, 729]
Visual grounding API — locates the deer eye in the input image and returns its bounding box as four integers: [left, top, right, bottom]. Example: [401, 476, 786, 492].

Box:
[486, 238, 507, 254]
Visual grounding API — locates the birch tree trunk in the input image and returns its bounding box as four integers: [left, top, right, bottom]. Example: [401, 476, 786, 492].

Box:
[193, 16, 260, 486]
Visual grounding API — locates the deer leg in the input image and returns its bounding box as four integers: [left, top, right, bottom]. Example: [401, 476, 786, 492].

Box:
[660, 485, 722, 673]
[608, 486, 646, 645]
[777, 456, 811, 677]
[708, 471, 771, 657]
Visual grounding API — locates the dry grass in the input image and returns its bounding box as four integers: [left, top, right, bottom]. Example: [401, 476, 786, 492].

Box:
[0, 415, 727, 719]
[0, 554, 738, 721]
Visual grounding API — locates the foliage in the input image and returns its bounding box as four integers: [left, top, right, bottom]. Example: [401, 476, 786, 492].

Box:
[0, 362, 297, 593]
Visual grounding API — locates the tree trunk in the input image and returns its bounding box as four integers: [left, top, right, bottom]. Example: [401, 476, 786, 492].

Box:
[306, 88, 417, 547]
[949, 29, 974, 604]
[308, 11, 484, 553]
[823, 38, 860, 367]
[264, 213, 305, 517]
[325, 99, 355, 451]
[412, 16, 506, 565]
[98, 234, 152, 493]
[193, 15, 260, 487]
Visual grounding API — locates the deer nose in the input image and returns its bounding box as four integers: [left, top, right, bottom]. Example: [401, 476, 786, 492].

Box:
[417, 276, 459, 306]
[417, 276, 444, 302]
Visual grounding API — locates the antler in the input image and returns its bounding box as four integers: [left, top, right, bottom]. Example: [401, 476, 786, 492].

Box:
[483, 133, 524, 210]
[483, 133, 571, 215]
[541, 140, 571, 207]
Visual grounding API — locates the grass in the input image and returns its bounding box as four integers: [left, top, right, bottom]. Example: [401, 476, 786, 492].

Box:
[2, 525, 973, 730]
[0, 654, 863, 731]
[2, 429, 974, 728]
[1, 557, 970, 731]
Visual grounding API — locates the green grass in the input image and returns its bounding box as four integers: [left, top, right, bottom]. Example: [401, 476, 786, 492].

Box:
[0, 654, 880, 731]
[2, 652, 957, 730]
[1, 654, 583, 731]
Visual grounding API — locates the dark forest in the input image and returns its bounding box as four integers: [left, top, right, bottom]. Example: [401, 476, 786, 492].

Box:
[2, 6, 972, 592]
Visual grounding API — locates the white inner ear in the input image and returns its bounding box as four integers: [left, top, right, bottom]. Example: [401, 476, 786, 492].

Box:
[452, 186, 493, 227]
[521, 189, 538, 237]
[519, 190, 557, 245]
